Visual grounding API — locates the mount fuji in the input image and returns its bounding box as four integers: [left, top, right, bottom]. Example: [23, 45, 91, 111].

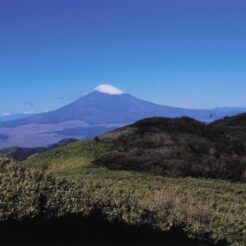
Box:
[0, 84, 245, 148]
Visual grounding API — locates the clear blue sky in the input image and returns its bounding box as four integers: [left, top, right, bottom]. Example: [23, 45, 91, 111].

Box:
[0, 0, 246, 114]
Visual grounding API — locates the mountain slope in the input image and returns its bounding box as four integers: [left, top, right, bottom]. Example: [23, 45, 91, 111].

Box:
[2, 92, 244, 127]
[0, 113, 34, 123]
[0, 86, 245, 148]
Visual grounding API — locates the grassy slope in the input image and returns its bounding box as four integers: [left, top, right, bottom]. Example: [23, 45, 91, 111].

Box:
[24, 139, 113, 174]
[23, 139, 246, 245]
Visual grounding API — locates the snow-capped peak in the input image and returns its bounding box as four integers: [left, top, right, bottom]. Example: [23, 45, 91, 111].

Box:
[94, 84, 124, 95]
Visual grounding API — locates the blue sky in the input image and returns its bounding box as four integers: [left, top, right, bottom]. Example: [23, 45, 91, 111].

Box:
[0, 0, 246, 114]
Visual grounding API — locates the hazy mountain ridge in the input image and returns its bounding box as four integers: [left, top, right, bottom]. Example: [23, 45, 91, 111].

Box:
[0, 138, 78, 161]
[0, 113, 33, 123]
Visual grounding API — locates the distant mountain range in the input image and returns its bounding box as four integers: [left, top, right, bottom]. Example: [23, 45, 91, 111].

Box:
[0, 85, 246, 148]
[0, 113, 33, 123]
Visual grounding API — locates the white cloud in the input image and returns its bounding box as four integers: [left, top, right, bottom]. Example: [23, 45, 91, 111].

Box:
[1, 112, 11, 116]
[24, 111, 35, 114]
[95, 84, 124, 95]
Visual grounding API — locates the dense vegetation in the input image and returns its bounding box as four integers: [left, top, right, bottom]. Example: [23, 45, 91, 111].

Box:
[21, 139, 246, 245]
[0, 158, 218, 244]
[94, 117, 246, 181]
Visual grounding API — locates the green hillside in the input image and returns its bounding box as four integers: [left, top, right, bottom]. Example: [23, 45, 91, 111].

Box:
[21, 136, 246, 245]
[24, 139, 113, 174]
